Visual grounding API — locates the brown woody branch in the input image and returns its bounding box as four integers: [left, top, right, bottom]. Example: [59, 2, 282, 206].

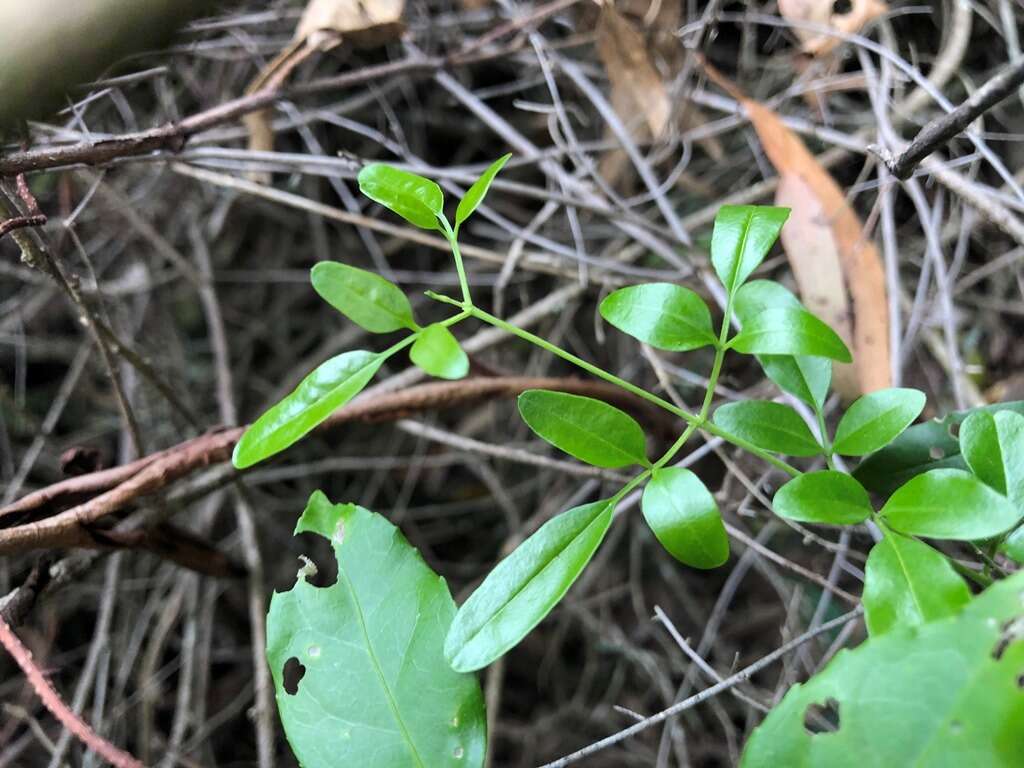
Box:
[0, 376, 672, 557]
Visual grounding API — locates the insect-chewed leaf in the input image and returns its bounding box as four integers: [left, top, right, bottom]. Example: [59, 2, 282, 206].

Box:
[712, 400, 822, 457]
[711, 205, 790, 294]
[410, 324, 469, 380]
[741, 570, 1024, 767]
[853, 401, 1024, 495]
[832, 388, 926, 456]
[267, 492, 486, 768]
[642, 468, 728, 569]
[734, 281, 831, 408]
[517, 390, 649, 468]
[599, 283, 716, 351]
[455, 154, 511, 228]
[960, 410, 1024, 503]
[233, 350, 384, 469]
[729, 307, 851, 362]
[358, 163, 444, 230]
[772, 471, 872, 525]
[862, 528, 970, 637]
[445, 499, 615, 672]
[880, 469, 1021, 540]
[311, 261, 416, 334]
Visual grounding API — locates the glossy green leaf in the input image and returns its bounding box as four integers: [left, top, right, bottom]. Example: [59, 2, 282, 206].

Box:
[729, 307, 852, 362]
[772, 471, 872, 525]
[599, 283, 716, 351]
[445, 499, 614, 672]
[455, 154, 511, 229]
[1002, 526, 1024, 564]
[410, 324, 469, 380]
[734, 281, 831, 409]
[642, 468, 729, 569]
[741, 570, 1024, 768]
[880, 469, 1021, 540]
[862, 528, 970, 637]
[233, 350, 384, 469]
[517, 390, 649, 468]
[960, 410, 1024, 501]
[710, 205, 790, 294]
[853, 401, 1024, 495]
[267, 492, 486, 768]
[832, 388, 927, 456]
[311, 261, 416, 334]
[712, 401, 822, 457]
[358, 163, 444, 230]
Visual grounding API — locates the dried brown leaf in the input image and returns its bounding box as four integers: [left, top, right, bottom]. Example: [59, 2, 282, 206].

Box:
[779, 0, 889, 56]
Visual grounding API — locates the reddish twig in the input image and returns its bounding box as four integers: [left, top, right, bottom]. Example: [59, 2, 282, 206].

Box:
[0, 173, 46, 238]
[0, 615, 144, 768]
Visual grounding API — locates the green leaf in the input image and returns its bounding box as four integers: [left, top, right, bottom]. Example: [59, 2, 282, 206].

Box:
[960, 410, 1024, 502]
[741, 570, 1024, 768]
[642, 468, 729, 569]
[311, 261, 416, 334]
[358, 163, 444, 230]
[729, 307, 852, 362]
[233, 350, 384, 469]
[862, 528, 970, 637]
[710, 205, 791, 294]
[832, 388, 927, 456]
[445, 499, 614, 672]
[455, 154, 511, 229]
[517, 390, 649, 468]
[712, 401, 822, 457]
[410, 324, 469, 380]
[599, 283, 716, 352]
[267, 492, 486, 768]
[734, 281, 831, 409]
[880, 469, 1021, 540]
[853, 401, 1024, 495]
[1002, 526, 1024, 564]
[772, 471, 872, 525]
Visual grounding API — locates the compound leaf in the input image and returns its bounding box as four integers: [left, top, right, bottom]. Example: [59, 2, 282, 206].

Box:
[599, 283, 716, 352]
[642, 468, 729, 569]
[832, 388, 926, 457]
[741, 571, 1024, 768]
[712, 401, 822, 457]
[311, 261, 416, 334]
[517, 390, 649, 468]
[772, 471, 872, 525]
[233, 350, 385, 469]
[862, 528, 970, 636]
[455, 154, 511, 229]
[358, 163, 444, 230]
[445, 499, 614, 672]
[267, 492, 486, 768]
[410, 324, 469, 380]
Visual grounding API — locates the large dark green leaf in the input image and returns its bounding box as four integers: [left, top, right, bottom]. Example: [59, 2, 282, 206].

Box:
[311, 261, 416, 334]
[741, 571, 1024, 767]
[853, 401, 1024, 495]
[710, 205, 790, 294]
[267, 492, 486, 768]
[729, 307, 851, 362]
[832, 388, 927, 456]
[233, 351, 384, 469]
[772, 471, 872, 525]
[712, 400, 822, 456]
[455, 154, 511, 228]
[445, 499, 614, 672]
[642, 468, 729, 569]
[862, 528, 970, 637]
[517, 390, 649, 468]
[358, 164, 444, 230]
[879, 469, 1021, 540]
[599, 283, 716, 351]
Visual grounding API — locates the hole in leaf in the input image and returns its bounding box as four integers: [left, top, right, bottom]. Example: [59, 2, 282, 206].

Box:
[283, 657, 306, 695]
[950, 720, 963, 735]
[947, 421, 960, 439]
[832, 0, 852, 13]
[929, 446, 945, 460]
[1016, 673, 1023, 689]
[803, 697, 841, 735]
[293, 535, 339, 588]
[992, 618, 1024, 660]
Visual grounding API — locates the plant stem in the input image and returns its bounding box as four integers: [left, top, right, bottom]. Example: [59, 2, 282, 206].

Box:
[440, 219, 473, 306]
[816, 409, 837, 470]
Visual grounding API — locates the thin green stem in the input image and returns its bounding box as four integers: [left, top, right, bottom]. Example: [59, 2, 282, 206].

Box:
[816, 409, 837, 470]
[440, 218, 472, 306]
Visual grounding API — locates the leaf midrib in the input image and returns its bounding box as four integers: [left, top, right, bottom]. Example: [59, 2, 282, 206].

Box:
[534, 401, 643, 466]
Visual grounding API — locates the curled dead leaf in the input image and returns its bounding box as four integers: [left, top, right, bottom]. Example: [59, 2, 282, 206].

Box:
[779, 0, 888, 56]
